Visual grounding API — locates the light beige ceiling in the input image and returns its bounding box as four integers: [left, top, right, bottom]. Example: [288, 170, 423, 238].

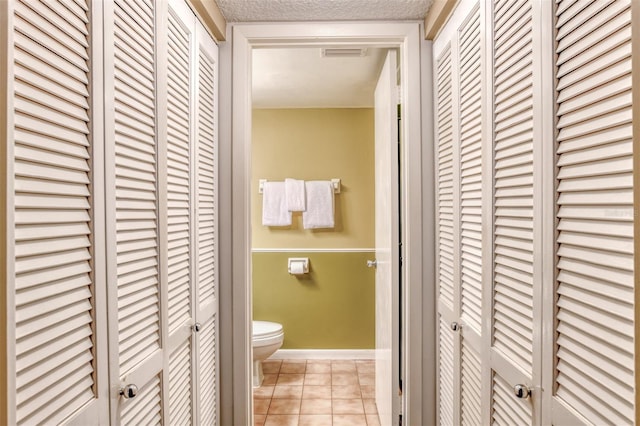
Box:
[238, 0, 430, 109]
[252, 47, 390, 109]
[216, 0, 433, 22]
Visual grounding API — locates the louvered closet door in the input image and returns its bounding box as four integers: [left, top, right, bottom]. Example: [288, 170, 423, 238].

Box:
[194, 20, 220, 425]
[486, 0, 542, 424]
[166, 0, 196, 424]
[435, 42, 459, 426]
[548, 1, 634, 424]
[434, 3, 483, 425]
[10, 0, 107, 423]
[457, 5, 482, 426]
[104, 0, 164, 422]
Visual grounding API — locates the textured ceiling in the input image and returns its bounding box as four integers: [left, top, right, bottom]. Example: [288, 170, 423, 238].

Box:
[216, 0, 433, 22]
[252, 47, 388, 108]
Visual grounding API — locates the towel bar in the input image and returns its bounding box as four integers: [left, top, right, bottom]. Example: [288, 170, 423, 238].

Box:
[258, 179, 341, 194]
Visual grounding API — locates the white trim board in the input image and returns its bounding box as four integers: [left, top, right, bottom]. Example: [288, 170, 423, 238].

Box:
[270, 349, 375, 360]
[251, 248, 375, 253]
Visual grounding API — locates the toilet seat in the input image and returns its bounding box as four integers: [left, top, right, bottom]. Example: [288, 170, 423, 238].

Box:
[253, 321, 284, 346]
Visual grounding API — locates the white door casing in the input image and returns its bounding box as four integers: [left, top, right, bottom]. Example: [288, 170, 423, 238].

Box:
[374, 50, 400, 426]
[228, 22, 424, 425]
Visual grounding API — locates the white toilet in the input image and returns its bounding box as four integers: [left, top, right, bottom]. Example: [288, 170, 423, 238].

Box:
[252, 320, 284, 387]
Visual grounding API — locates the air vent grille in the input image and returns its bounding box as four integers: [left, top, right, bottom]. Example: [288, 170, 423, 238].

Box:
[321, 48, 367, 57]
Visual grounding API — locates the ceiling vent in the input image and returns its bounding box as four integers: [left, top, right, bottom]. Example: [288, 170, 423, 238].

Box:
[321, 48, 368, 58]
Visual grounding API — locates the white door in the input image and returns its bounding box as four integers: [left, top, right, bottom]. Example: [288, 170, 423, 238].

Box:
[104, 0, 166, 422]
[485, 0, 543, 423]
[9, 0, 109, 423]
[373, 50, 400, 426]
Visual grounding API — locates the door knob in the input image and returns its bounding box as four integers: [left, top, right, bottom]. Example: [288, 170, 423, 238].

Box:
[513, 384, 531, 399]
[450, 322, 460, 331]
[367, 260, 377, 268]
[193, 322, 202, 332]
[120, 384, 138, 399]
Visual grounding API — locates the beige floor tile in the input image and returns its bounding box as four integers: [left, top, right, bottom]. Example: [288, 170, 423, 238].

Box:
[360, 385, 375, 399]
[281, 361, 307, 374]
[277, 374, 305, 386]
[263, 374, 278, 386]
[254, 398, 271, 415]
[332, 373, 359, 386]
[298, 414, 333, 426]
[254, 385, 275, 399]
[264, 415, 299, 426]
[355, 360, 374, 372]
[262, 360, 282, 374]
[362, 399, 378, 414]
[305, 373, 331, 386]
[268, 399, 302, 415]
[358, 374, 375, 386]
[332, 385, 362, 399]
[366, 414, 381, 426]
[254, 414, 267, 426]
[300, 398, 333, 415]
[303, 385, 332, 399]
[332, 414, 368, 426]
[306, 362, 332, 374]
[273, 385, 304, 399]
[332, 361, 357, 373]
[333, 399, 364, 415]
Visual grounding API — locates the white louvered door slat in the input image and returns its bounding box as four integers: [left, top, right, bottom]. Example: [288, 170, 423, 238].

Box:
[195, 20, 220, 425]
[166, 0, 196, 424]
[551, 1, 634, 424]
[436, 44, 455, 316]
[11, 0, 105, 423]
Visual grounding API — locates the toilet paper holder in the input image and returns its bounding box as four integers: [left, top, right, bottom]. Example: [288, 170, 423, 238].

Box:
[288, 257, 309, 274]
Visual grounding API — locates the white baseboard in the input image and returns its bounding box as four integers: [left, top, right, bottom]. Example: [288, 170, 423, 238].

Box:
[270, 349, 375, 360]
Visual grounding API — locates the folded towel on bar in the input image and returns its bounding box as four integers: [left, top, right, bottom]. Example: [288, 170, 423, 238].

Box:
[302, 180, 335, 229]
[262, 181, 292, 226]
[285, 178, 306, 212]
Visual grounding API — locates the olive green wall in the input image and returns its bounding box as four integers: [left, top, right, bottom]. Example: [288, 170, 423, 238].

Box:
[252, 108, 375, 349]
[252, 252, 374, 349]
[252, 108, 374, 249]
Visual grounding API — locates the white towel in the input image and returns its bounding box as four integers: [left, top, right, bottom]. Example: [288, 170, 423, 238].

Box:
[262, 182, 291, 226]
[285, 178, 306, 211]
[302, 180, 335, 229]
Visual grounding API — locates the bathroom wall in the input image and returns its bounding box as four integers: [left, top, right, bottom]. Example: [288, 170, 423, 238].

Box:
[252, 108, 375, 349]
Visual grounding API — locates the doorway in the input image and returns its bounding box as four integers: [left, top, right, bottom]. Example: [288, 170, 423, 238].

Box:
[222, 22, 427, 426]
[250, 45, 397, 426]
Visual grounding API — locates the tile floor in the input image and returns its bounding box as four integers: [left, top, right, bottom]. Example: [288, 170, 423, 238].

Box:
[253, 359, 381, 426]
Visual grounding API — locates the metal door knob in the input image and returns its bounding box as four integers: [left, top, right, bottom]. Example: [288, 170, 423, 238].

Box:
[513, 384, 531, 399]
[120, 384, 138, 399]
[367, 260, 377, 268]
[193, 322, 202, 332]
[450, 322, 460, 331]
